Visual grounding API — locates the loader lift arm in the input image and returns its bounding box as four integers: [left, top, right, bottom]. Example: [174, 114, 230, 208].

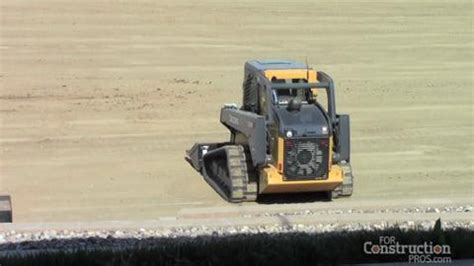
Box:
[220, 107, 267, 167]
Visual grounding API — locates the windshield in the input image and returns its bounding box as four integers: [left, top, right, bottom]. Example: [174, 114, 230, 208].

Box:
[271, 78, 313, 105]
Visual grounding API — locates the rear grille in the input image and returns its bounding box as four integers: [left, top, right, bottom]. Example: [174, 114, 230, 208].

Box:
[284, 138, 329, 180]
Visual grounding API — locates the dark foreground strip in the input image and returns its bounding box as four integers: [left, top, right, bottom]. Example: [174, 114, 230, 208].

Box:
[0, 227, 473, 265]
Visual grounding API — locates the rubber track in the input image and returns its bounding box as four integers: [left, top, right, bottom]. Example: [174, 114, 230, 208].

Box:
[204, 145, 257, 203]
[334, 162, 354, 197]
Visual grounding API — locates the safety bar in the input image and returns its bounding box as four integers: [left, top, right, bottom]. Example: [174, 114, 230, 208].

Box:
[271, 82, 330, 90]
[270, 71, 337, 127]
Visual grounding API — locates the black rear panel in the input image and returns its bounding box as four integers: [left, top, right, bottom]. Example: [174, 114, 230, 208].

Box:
[284, 138, 329, 180]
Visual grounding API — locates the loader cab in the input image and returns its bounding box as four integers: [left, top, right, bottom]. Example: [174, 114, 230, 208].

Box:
[243, 60, 318, 117]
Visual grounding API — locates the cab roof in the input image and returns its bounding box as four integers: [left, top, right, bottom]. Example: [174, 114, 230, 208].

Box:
[245, 60, 309, 71]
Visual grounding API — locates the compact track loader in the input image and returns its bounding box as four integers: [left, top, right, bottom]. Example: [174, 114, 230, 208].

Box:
[186, 60, 353, 202]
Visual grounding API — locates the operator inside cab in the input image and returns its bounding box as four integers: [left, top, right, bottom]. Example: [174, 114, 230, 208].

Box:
[271, 77, 315, 105]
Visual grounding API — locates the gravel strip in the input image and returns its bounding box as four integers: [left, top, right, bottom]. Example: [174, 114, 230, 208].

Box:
[1, 204, 472, 252]
[255, 204, 473, 218]
[1, 220, 473, 252]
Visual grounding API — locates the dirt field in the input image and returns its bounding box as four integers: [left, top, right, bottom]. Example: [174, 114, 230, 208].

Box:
[0, 0, 472, 222]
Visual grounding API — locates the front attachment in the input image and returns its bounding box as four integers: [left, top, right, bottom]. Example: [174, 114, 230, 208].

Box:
[185, 142, 228, 172]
